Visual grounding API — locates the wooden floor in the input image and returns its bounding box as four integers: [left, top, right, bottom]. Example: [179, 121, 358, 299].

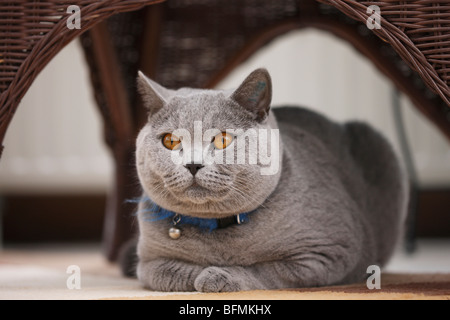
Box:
[0, 241, 449, 300]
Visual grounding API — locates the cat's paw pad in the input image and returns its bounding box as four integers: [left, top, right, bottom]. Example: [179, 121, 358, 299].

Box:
[194, 267, 242, 293]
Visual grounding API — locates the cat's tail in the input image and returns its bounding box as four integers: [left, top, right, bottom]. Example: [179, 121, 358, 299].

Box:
[118, 237, 139, 278]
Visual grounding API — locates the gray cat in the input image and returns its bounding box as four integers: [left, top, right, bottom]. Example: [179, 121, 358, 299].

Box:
[133, 68, 408, 292]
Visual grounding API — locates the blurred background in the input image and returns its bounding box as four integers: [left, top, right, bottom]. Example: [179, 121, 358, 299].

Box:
[0, 29, 449, 252]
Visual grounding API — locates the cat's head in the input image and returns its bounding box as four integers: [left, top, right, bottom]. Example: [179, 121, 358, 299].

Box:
[136, 68, 282, 218]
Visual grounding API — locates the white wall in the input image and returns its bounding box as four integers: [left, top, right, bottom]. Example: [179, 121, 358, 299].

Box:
[0, 40, 113, 194]
[0, 29, 449, 193]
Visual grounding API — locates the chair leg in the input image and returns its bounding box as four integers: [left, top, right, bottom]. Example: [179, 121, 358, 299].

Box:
[404, 183, 419, 253]
[102, 144, 139, 261]
[391, 88, 420, 253]
[80, 23, 137, 261]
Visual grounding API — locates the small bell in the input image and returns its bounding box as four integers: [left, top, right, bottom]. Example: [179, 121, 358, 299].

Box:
[169, 214, 182, 240]
[169, 227, 181, 240]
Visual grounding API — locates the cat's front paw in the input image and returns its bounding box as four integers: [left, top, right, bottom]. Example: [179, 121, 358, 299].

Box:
[194, 267, 244, 293]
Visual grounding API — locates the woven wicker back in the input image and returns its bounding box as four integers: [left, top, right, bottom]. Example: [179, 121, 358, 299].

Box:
[153, 0, 300, 89]
[319, 0, 450, 107]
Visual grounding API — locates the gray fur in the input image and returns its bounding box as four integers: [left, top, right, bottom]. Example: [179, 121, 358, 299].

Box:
[135, 68, 408, 292]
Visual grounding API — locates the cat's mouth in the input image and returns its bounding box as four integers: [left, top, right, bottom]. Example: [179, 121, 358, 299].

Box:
[181, 184, 210, 204]
[180, 181, 230, 204]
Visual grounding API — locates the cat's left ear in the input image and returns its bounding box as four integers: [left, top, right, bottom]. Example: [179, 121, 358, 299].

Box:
[137, 71, 173, 116]
[231, 68, 272, 122]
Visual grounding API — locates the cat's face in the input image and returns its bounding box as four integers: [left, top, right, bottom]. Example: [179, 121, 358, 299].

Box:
[136, 69, 282, 218]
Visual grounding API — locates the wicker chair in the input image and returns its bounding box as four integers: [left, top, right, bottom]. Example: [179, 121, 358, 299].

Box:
[1, 0, 449, 260]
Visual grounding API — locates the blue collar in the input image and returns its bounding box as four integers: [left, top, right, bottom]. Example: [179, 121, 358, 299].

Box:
[130, 196, 252, 232]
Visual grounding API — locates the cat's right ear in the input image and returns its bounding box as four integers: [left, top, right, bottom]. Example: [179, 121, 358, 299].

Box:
[137, 71, 172, 116]
[231, 68, 272, 122]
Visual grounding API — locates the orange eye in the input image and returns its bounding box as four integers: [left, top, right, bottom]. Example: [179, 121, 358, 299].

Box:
[162, 133, 181, 150]
[214, 132, 233, 150]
